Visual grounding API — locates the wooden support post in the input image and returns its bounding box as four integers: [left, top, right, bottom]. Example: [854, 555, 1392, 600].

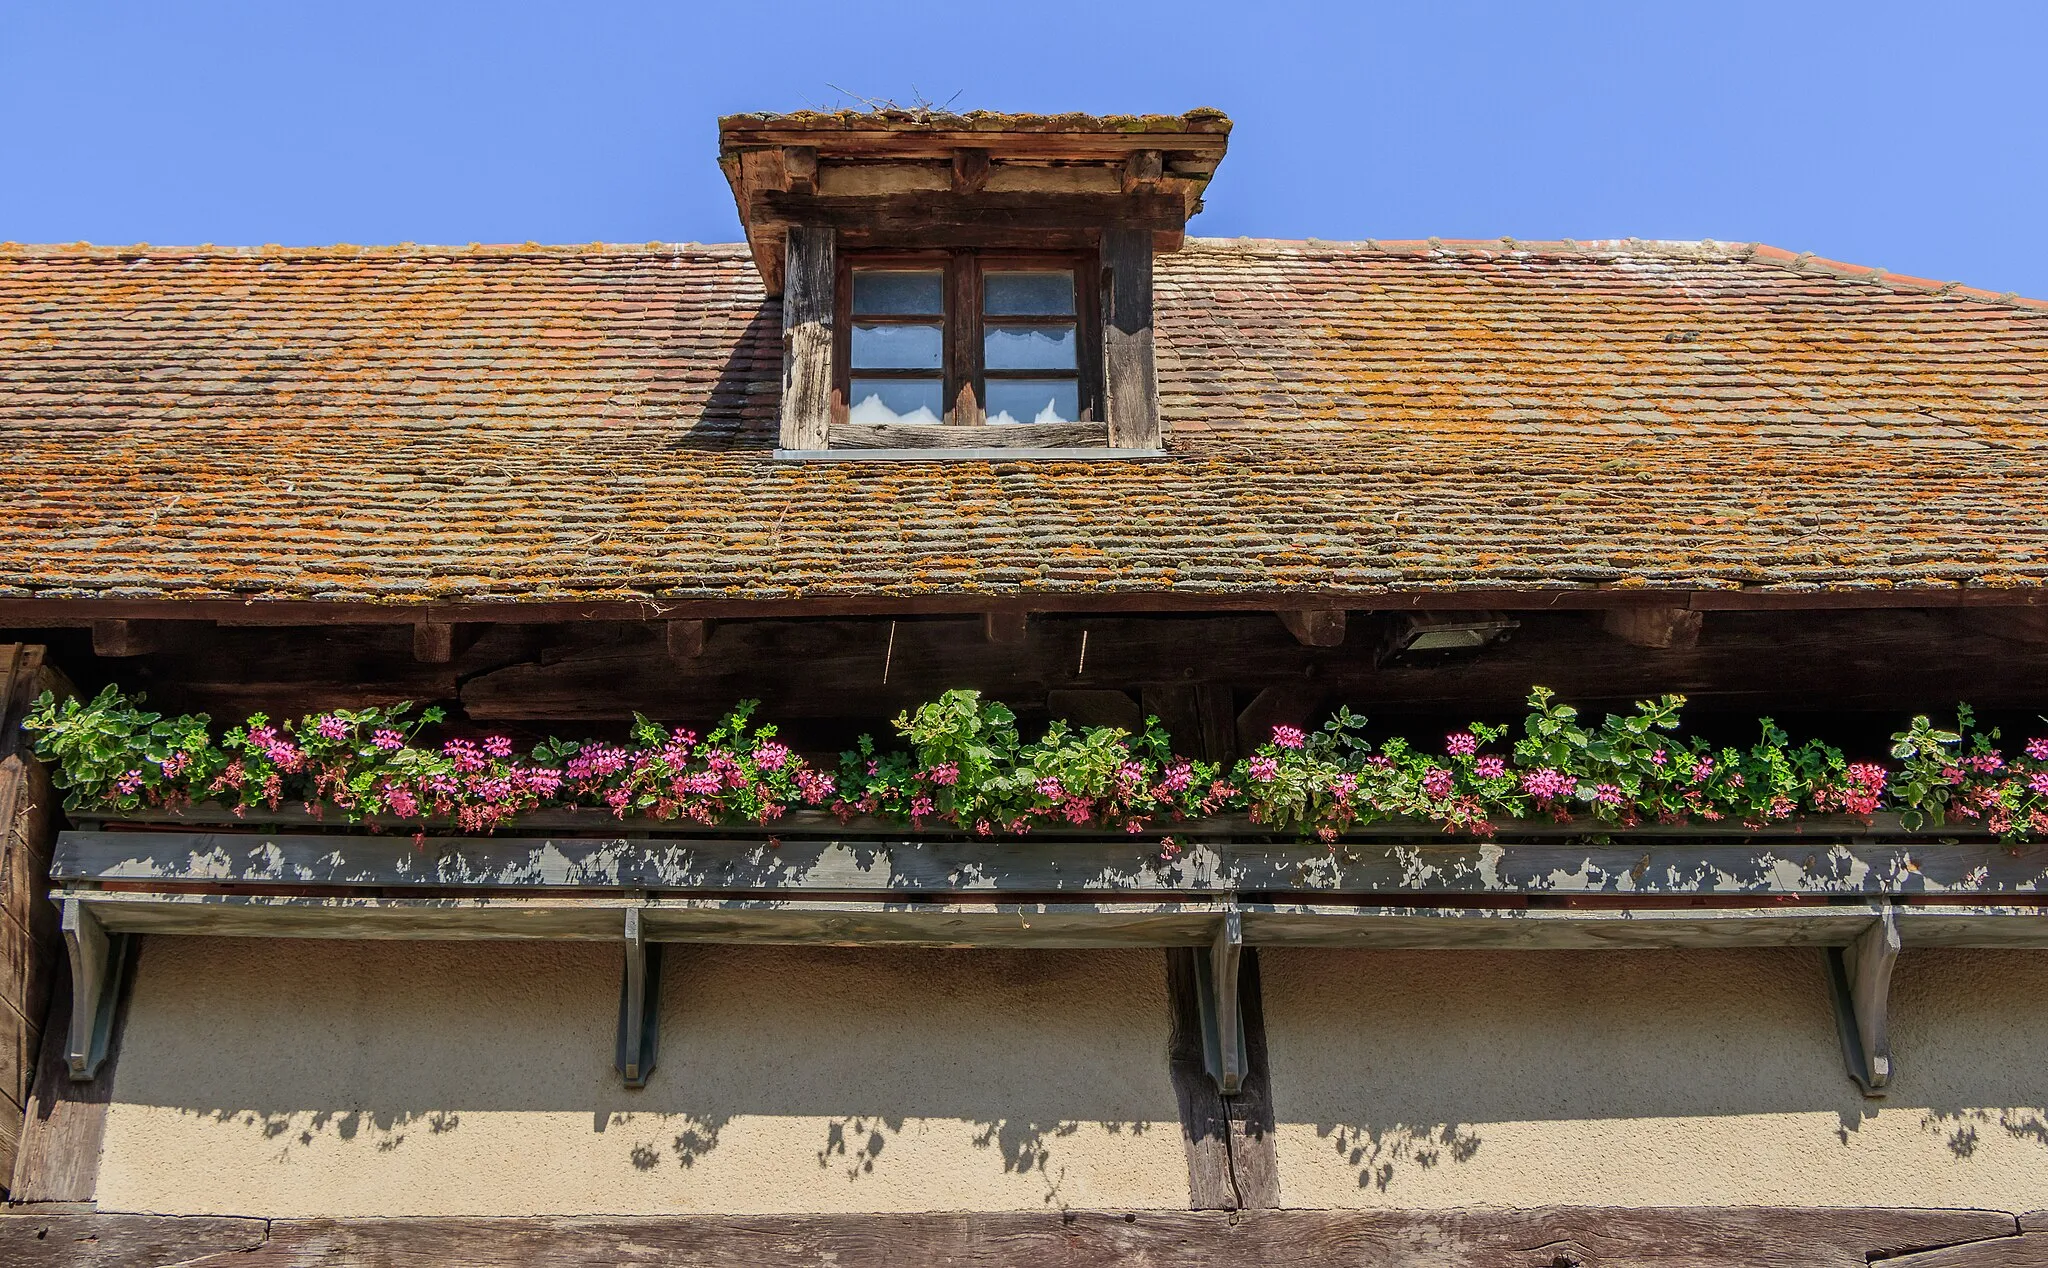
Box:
[1102, 227, 1161, 449]
[983, 611, 1029, 645]
[1602, 606, 1703, 650]
[616, 906, 660, 1089]
[664, 620, 710, 661]
[1828, 901, 1899, 1096]
[59, 898, 126, 1083]
[950, 147, 990, 194]
[88, 621, 159, 658]
[779, 225, 835, 451]
[1277, 609, 1346, 647]
[1195, 685, 1237, 766]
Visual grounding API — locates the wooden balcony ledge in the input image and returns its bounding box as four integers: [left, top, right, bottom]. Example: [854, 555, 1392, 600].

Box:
[48, 813, 2048, 1097]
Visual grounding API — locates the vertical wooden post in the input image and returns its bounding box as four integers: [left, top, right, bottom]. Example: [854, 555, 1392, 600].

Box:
[779, 225, 836, 451]
[0, 645, 66, 1193]
[1102, 227, 1161, 450]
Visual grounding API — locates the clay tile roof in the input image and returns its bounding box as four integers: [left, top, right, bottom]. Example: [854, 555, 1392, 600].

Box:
[1, 237, 2045, 608]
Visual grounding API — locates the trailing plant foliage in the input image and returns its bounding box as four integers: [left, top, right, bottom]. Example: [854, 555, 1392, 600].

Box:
[23, 686, 2048, 842]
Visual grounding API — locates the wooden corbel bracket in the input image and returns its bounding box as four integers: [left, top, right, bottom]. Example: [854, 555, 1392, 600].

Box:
[61, 895, 131, 1082]
[1191, 905, 1248, 1095]
[1826, 900, 1900, 1097]
[616, 906, 662, 1089]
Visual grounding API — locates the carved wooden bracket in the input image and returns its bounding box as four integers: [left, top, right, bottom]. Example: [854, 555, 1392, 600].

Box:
[1192, 906, 1247, 1095]
[616, 906, 661, 1089]
[1827, 900, 1899, 1096]
[61, 896, 130, 1082]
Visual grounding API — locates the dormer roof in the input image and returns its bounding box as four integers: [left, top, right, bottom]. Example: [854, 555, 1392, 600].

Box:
[718, 109, 1231, 293]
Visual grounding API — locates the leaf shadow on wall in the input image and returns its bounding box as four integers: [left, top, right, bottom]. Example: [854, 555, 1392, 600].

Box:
[1263, 947, 2048, 1196]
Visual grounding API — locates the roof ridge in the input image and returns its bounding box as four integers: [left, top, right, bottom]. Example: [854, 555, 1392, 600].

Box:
[1181, 235, 1755, 259]
[1743, 243, 2048, 314]
[0, 241, 756, 261]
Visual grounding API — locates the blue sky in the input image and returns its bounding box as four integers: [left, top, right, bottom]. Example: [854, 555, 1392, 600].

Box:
[4, 0, 2045, 297]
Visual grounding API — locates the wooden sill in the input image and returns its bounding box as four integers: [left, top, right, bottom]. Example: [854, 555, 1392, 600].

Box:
[777, 420, 1167, 459]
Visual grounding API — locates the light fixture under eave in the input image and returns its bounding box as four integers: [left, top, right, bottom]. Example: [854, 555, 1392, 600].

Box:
[1378, 612, 1520, 664]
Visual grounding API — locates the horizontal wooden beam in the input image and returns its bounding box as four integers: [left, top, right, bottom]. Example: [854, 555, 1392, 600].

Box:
[48, 886, 2048, 951]
[0, 1207, 2031, 1268]
[756, 190, 1188, 233]
[50, 825, 2048, 898]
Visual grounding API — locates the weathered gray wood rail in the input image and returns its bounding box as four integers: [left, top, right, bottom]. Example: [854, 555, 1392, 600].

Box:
[52, 827, 2048, 897]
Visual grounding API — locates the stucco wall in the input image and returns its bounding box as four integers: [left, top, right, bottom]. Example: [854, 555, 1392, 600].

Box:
[1262, 946, 2048, 1210]
[94, 939, 1190, 1217]
[92, 938, 2048, 1216]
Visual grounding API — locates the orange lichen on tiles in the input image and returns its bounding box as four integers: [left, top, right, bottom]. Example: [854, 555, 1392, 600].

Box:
[0, 238, 2045, 603]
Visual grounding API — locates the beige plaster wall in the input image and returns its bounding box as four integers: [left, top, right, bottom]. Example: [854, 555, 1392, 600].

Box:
[94, 939, 1190, 1217]
[1262, 946, 2048, 1210]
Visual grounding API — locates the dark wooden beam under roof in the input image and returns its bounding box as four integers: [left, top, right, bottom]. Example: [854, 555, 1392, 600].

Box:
[10, 588, 2048, 629]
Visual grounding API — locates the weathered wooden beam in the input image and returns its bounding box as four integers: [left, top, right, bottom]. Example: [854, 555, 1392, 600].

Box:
[1101, 227, 1161, 449]
[1602, 606, 1704, 649]
[1976, 607, 2048, 644]
[950, 147, 990, 193]
[663, 619, 709, 661]
[756, 190, 1186, 234]
[1277, 609, 1346, 647]
[0, 1205, 2021, 1267]
[88, 620, 160, 658]
[50, 884, 2048, 954]
[55, 828, 2048, 900]
[777, 225, 835, 452]
[984, 611, 1029, 645]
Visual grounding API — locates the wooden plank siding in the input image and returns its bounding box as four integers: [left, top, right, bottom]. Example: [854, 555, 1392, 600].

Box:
[0, 1207, 2027, 1267]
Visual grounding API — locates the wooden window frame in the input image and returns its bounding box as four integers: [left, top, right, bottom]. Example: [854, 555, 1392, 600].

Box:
[832, 248, 1103, 441]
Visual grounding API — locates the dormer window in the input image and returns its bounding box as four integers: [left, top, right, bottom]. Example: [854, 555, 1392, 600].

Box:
[842, 253, 1098, 431]
[718, 108, 1230, 457]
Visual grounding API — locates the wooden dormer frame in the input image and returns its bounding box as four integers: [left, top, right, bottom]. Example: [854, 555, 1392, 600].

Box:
[721, 110, 1226, 458]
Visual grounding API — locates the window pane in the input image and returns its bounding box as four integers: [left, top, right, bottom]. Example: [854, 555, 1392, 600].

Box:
[987, 379, 1079, 426]
[852, 269, 944, 316]
[984, 270, 1074, 316]
[849, 378, 945, 425]
[852, 322, 943, 369]
[985, 323, 1077, 370]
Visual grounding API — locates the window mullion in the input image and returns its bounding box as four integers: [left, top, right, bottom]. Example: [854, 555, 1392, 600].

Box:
[948, 253, 983, 426]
